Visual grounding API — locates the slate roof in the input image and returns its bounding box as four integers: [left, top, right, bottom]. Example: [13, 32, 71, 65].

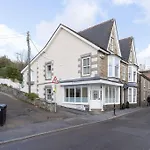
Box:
[119, 37, 133, 62]
[78, 19, 114, 51]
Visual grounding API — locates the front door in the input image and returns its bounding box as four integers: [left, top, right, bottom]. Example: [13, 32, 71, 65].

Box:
[90, 85, 103, 111]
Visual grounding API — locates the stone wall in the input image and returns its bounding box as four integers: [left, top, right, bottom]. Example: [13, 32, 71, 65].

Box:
[0, 84, 55, 112]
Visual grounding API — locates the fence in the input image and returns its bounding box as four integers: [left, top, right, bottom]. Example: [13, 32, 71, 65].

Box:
[0, 78, 21, 89]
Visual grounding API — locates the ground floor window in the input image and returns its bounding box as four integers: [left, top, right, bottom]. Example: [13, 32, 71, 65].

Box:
[105, 86, 119, 104]
[128, 88, 137, 103]
[46, 88, 52, 101]
[64, 86, 88, 103]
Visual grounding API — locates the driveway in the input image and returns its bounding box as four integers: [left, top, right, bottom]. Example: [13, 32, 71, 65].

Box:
[0, 92, 77, 131]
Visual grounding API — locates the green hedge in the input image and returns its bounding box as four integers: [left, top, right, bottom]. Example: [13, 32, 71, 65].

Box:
[25, 93, 39, 101]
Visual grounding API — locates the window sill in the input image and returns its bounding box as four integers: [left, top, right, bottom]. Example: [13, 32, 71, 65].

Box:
[104, 102, 120, 105]
[81, 74, 91, 77]
[63, 101, 88, 105]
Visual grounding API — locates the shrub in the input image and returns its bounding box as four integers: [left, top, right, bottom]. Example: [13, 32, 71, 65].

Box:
[25, 93, 39, 101]
[121, 103, 125, 109]
[126, 101, 130, 108]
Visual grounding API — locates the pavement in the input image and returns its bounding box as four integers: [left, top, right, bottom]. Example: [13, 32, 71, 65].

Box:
[0, 106, 150, 150]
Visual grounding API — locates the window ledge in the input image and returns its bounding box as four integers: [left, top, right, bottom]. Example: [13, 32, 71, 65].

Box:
[63, 102, 88, 105]
[104, 102, 120, 105]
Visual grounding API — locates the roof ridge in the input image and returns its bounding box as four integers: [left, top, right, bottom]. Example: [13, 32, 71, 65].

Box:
[79, 18, 115, 33]
[119, 36, 133, 41]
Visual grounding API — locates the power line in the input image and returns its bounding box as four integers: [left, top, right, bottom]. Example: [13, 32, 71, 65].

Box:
[30, 38, 50, 60]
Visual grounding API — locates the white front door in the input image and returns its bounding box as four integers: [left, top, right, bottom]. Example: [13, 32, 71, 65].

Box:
[90, 85, 103, 111]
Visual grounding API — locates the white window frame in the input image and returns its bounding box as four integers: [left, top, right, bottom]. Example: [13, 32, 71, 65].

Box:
[128, 88, 137, 103]
[82, 56, 91, 76]
[64, 86, 88, 104]
[122, 65, 126, 80]
[110, 37, 114, 51]
[45, 63, 52, 79]
[108, 56, 120, 78]
[133, 71, 136, 82]
[46, 87, 52, 101]
[128, 66, 132, 82]
[105, 86, 119, 105]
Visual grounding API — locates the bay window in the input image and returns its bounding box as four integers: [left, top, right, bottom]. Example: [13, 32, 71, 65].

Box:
[108, 56, 120, 78]
[128, 88, 137, 103]
[122, 65, 126, 80]
[128, 66, 137, 82]
[109, 37, 114, 51]
[105, 86, 119, 104]
[65, 86, 88, 103]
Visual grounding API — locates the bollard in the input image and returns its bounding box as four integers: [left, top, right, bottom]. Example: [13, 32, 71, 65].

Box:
[114, 104, 116, 116]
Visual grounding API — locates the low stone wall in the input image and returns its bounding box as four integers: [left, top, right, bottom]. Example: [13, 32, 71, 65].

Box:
[104, 103, 137, 111]
[103, 104, 120, 111]
[0, 84, 55, 112]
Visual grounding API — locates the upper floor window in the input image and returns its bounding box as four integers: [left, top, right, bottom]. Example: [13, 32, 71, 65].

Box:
[110, 37, 114, 51]
[46, 63, 52, 79]
[108, 57, 113, 77]
[122, 65, 126, 80]
[128, 67, 132, 81]
[129, 50, 132, 63]
[108, 56, 120, 78]
[133, 71, 136, 82]
[115, 58, 119, 77]
[82, 57, 91, 76]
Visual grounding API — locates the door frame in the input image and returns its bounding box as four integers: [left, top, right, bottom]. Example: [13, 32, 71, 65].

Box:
[89, 84, 103, 111]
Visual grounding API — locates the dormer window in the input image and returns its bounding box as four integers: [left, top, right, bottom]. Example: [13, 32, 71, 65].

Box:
[110, 37, 114, 51]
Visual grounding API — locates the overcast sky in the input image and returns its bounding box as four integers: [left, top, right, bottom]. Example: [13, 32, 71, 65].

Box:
[0, 0, 150, 67]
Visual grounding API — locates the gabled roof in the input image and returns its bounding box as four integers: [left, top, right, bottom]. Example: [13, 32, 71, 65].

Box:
[78, 19, 114, 50]
[21, 24, 109, 73]
[119, 37, 132, 62]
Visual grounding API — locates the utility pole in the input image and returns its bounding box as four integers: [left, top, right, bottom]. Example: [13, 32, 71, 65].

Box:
[27, 31, 31, 94]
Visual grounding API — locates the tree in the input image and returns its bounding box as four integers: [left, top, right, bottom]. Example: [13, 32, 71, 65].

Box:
[6, 66, 22, 82]
[0, 56, 12, 68]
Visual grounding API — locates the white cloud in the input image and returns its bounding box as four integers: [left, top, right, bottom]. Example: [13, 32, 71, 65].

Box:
[112, 0, 135, 5]
[0, 24, 40, 61]
[112, 0, 150, 24]
[36, 0, 107, 46]
[137, 45, 150, 68]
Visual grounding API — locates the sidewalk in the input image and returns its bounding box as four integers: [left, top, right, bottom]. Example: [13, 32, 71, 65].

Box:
[0, 107, 143, 144]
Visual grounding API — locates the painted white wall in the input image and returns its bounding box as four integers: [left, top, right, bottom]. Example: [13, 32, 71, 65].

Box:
[0, 78, 21, 89]
[22, 28, 98, 103]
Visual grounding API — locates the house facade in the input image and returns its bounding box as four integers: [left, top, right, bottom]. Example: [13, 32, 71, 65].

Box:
[21, 19, 138, 111]
[119, 37, 138, 107]
[138, 70, 150, 106]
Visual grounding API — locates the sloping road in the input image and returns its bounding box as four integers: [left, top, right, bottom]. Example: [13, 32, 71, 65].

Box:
[1, 107, 150, 150]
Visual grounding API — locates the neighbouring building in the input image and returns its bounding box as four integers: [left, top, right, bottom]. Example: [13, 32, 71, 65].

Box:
[21, 19, 138, 111]
[138, 70, 150, 106]
[119, 37, 138, 108]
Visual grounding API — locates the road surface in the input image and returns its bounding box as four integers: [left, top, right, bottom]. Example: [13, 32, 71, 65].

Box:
[1, 108, 150, 150]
